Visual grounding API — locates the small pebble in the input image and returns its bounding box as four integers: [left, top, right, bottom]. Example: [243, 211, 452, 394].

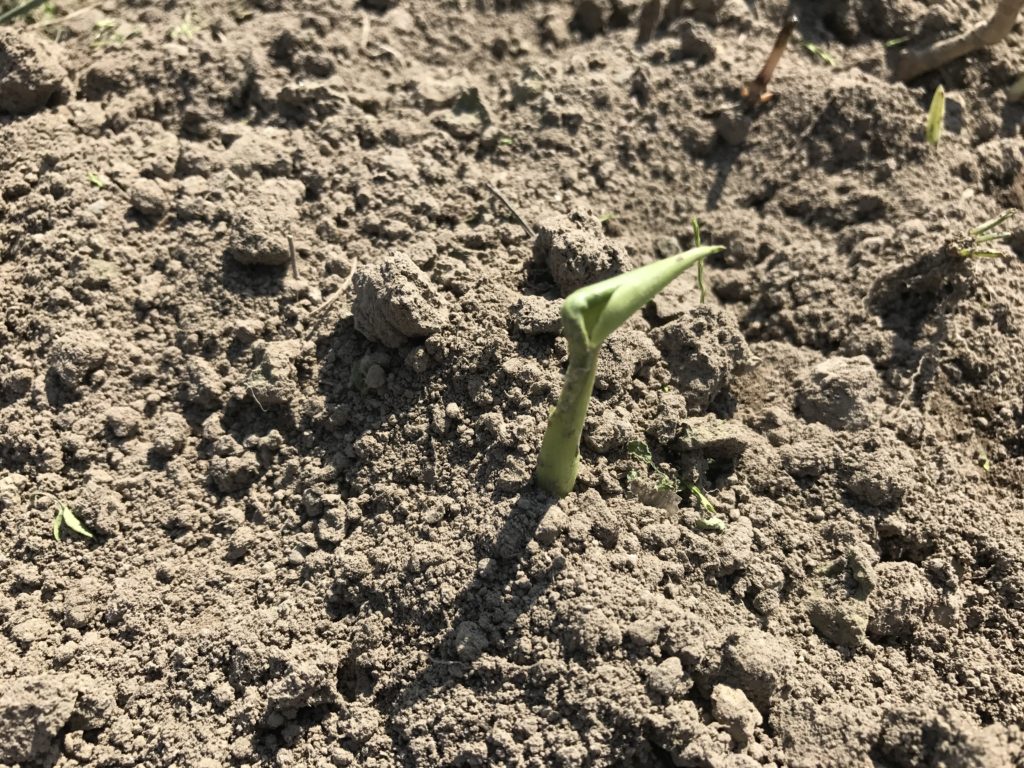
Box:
[364, 363, 386, 390]
[105, 406, 141, 439]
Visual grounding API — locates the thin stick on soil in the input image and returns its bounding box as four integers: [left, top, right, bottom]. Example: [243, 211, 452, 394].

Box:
[302, 293, 342, 340]
[485, 181, 535, 239]
[288, 234, 299, 279]
[360, 13, 371, 49]
[30, 2, 102, 28]
[895, 0, 1024, 81]
[742, 14, 798, 107]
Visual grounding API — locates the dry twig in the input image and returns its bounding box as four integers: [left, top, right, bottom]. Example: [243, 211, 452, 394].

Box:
[895, 0, 1024, 81]
[485, 181, 535, 239]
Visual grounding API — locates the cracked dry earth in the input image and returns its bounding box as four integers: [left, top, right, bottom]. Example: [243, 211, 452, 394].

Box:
[2, 0, 1024, 766]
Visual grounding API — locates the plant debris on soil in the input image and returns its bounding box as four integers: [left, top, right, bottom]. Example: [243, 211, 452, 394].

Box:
[2, 1, 1024, 766]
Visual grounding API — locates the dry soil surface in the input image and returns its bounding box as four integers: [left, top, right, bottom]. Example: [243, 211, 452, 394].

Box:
[2, 1, 1024, 766]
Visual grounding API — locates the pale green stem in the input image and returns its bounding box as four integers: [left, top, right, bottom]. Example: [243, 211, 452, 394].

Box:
[535, 347, 599, 497]
[535, 244, 723, 497]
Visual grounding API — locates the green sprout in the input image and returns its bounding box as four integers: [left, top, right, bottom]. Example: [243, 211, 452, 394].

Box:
[170, 11, 196, 42]
[925, 84, 945, 146]
[627, 440, 678, 491]
[37, 493, 93, 541]
[802, 42, 836, 66]
[690, 484, 725, 532]
[885, 36, 910, 48]
[91, 18, 136, 48]
[625, 440, 726, 531]
[535, 243, 724, 497]
[978, 449, 991, 472]
[692, 217, 707, 304]
[87, 172, 107, 189]
[958, 209, 1017, 258]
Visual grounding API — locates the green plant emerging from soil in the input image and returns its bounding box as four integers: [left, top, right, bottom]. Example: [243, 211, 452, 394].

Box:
[38, 493, 93, 541]
[802, 41, 836, 66]
[536, 247, 720, 499]
[535, 245, 722, 497]
[690, 486, 726, 532]
[925, 85, 945, 146]
[626, 440, 726, 531]
[626, 440, 676, 491]
[170, 11, 197, 42]
[957, 209, 1017, 258]
[92, 18, 136, 48]
[692, 217, 707, 304]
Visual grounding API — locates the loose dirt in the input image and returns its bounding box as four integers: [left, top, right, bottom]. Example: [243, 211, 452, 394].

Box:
[2, 1, 1024, 766]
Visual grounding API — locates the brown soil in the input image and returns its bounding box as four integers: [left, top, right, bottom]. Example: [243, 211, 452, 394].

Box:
[2, 1, 1024, 766]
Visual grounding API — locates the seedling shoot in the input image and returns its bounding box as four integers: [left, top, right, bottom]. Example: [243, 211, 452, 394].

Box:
[925, 85, 945, 146]
[535, 245, 723, 497]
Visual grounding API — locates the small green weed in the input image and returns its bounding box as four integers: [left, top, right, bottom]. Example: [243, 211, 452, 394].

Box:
[695, 514, 727, 533]
[170, 11, 196, 42]
[627, 440, 678, 491]
[978, 449, 992, 472]
[626, 440, 727, 531]
[37, 493, 93, 541]
[925, 85, 945, 146]
[957, 209, 1017, 258]
[802, 42, 836, 66]
[689, 483, 726, 531]
[92, 18, 137, 49]
[1010, 74, 1024, 102]
[87, 172, 107, 189]
[692, 217, 706, 304]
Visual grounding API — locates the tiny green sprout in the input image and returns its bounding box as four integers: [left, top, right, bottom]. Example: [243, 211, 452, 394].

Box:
[885, 36, 910, 48]
[802, 42, 836, 66]
[170, 11, 196, 42]
[690, 484, 716, 515]
[978, 449, 991, 472]
[691, 217, 706, 304]
[695, 515, 727, 533]
[87, 172, 107, 189]
[497, 136, 515, 146]
[627, 439, 679, 491]
[37, 493, 94, 541]
[92, 18, 134, 48]
[597, 212, 617, 223]
[627, 439, 653, 464]
[536, 244, 724, 497]
[925, 85, 945, 146]
[690, 484, 726, 532]
[958, 209, 1018, 258]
